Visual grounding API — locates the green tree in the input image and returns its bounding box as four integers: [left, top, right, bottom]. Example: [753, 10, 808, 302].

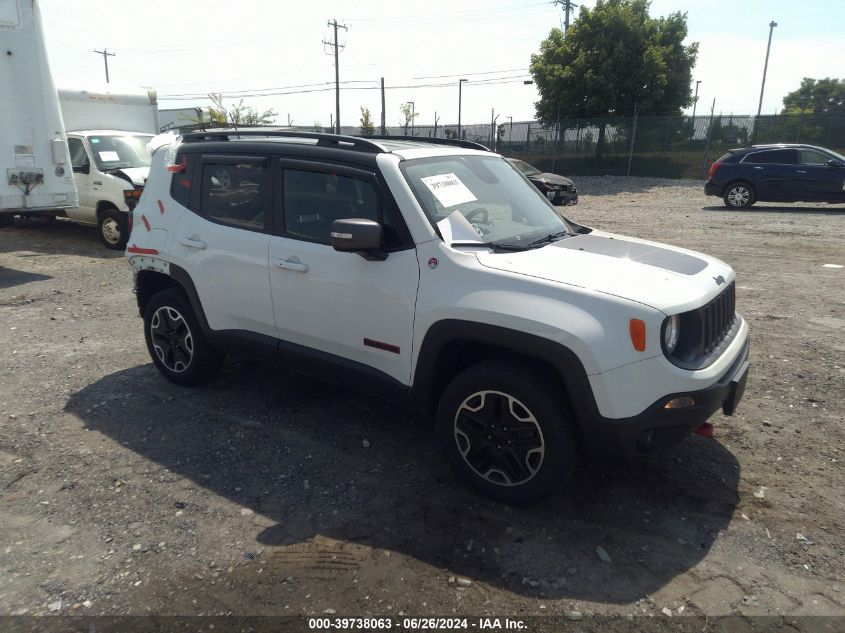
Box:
[530, 0, 698, 157]
[782, 77, 844, 113]
[399, 103, 419, 134]
[208, 93, 278, 126]
[359, 107, 375, 136]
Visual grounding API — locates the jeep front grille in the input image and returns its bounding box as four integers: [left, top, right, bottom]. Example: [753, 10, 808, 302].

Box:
[700, 282, 736, 355]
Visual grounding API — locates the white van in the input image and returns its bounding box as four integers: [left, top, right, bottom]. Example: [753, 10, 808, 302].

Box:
[58, 89, 158, 249]
[0, 0, 77, 223]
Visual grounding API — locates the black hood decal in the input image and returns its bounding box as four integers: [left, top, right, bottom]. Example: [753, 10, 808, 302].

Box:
[554, 234, 708, 275]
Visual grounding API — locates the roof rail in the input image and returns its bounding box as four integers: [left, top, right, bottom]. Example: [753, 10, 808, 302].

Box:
[363, 135, 491, 152]
[180, 128, 385, 153]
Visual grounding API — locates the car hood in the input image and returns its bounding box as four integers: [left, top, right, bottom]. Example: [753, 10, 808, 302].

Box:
[530, 172, 574, 187]
[475, 230, 734, 313]
[106, 166, 149, 187]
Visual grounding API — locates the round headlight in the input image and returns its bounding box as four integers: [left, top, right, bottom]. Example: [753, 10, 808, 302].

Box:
[664, 315, 680, 353]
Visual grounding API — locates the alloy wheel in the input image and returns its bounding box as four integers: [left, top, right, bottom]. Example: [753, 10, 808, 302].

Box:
[150, 306, 194, 373]
[727, 186, 750, 208]
[453, 390, 545, 486]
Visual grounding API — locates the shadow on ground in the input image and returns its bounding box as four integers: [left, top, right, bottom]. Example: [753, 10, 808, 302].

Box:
[0, 218, 120, 258]
[66, 361, 740, 603]
[702, 205, 845, 215]
[0, 266, 52, 290]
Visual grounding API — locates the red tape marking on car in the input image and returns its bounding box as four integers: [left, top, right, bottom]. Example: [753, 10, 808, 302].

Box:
[157, 199, 165, 214]
[126, 245, 159, 255]
[141, 215, 151, 231]
[363, 338, 401, 354]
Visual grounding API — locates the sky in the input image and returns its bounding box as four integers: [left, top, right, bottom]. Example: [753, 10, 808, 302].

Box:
[37, 0, 845, 129]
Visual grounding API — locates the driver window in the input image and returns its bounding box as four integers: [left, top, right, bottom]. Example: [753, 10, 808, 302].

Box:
[67, 138, 89, 169]
[799, 149, 831, 165]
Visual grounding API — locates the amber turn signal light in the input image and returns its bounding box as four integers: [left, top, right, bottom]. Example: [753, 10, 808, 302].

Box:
[629, 319, 646, 351]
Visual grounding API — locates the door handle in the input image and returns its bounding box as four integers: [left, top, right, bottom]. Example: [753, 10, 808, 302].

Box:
[796, 170, 808, 174]
[753, 166, 763, 170]
[178, 236, 207, 249]
[276, 258, 308, 273]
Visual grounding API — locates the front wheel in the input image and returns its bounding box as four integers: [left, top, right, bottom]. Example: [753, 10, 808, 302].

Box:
[98, 207, 128, 250]
[723, 182, 756, 209]
[436, 361, 579, 504]
[143, 288, 224, 386]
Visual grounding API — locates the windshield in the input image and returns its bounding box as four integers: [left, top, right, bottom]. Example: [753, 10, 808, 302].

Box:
[402, 155, 570, 247]
[88, 135, 153, 171]
[507, 158, 541, 176]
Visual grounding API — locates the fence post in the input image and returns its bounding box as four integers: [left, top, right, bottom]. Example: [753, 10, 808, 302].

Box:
[702, 98, 716, 177]
[626, 103, 639, 177]
[551, 105, 561, 172]
[526, 123, 531, 149]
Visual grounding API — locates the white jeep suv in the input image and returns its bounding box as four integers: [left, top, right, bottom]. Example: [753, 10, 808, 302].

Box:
[126, 130, 749, 504]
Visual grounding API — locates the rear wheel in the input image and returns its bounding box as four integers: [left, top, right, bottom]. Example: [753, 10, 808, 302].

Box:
[723, 182, 755, 209]
[436, 360, 579, 504]
[98, 207, 127, 250]
[143, 288, 224, 386]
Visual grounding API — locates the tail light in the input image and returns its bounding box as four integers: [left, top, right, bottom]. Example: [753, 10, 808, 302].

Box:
[708, 161, 722, 180]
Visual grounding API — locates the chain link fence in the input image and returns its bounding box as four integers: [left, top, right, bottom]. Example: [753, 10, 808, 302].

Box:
[309, 113, 845, 179]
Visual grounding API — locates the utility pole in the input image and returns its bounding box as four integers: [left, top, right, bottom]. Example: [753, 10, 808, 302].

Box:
[552, 0, 579, 33]
[507, 116, 513, 147]
[93, 48, 115, 84]
[323, 19, 347, 134]
[380, 77, 386, 135]
[457, 78, 467, 140]
[691, 80, 701, 121]
[434, 112, 440, 138]
[753, 20, 777, 143]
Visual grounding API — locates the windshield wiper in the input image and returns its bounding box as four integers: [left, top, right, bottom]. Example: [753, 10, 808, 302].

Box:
[526, 231, 569, 249]
[451, 241, 529, 252]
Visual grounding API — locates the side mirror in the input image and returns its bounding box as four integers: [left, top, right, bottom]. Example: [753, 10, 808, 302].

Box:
[331, 218, 386, 260]
[826, 159, 843, 168]
[73, 162, 90, 175]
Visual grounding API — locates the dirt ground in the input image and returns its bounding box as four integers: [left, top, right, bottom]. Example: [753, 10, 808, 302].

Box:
[0, 178, 843, 628]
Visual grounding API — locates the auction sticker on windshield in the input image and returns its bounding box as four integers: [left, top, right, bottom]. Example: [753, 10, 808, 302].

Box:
[420, 173, 477, 208]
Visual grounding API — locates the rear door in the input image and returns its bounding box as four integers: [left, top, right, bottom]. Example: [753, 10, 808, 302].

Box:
[168, 153, 277, 338]
[741, 148, 799, 200]
[268, 159, 419, 385]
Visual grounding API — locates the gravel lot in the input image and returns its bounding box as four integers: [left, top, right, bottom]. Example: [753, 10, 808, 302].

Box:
[0, 177, 843, 626]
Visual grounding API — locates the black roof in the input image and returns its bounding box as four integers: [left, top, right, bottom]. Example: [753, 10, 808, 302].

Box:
[180, 129, 490, 154]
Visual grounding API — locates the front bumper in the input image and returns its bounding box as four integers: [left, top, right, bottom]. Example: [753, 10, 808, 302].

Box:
[581, 337, 750, 462]
[704, 181, 721, 197]
[552, 190, 578, 206]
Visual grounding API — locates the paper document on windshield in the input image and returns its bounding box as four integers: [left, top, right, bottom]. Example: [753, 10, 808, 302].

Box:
[420, 173, 477, 208]
[98, 151, 120, 162]
[437, 210, 485, 243]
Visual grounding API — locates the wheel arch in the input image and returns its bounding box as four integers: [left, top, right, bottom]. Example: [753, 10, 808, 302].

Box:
[96, 200, 121, 220]
[134, 264, 212, 336]
[412, 320, 600, 431]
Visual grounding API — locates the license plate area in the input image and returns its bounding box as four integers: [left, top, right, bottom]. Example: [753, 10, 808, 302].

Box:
[722, 360, 749, 416]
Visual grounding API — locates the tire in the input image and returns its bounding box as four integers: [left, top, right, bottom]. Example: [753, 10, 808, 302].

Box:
[97, 207, 128, 250]
[143, 288, 224, 386]
[723, 182, 755, 209]
[435, 360, 579, 504]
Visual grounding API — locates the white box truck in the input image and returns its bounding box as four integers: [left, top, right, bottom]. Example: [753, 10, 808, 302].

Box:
[58, 87, 159, 249]
[0, 0, 77, 224]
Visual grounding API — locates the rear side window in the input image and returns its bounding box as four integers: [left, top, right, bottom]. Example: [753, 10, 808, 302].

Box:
[170, 153, 196, 208]
[200, 161, 267, 231]
[799, 149, 831, 165]
[744, 149, 798, 164]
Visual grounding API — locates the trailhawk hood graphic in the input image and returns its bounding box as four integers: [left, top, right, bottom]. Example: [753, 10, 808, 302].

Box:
[475, 230, 734, 313]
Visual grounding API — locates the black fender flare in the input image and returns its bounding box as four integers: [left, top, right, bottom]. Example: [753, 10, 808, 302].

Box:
[411, 320, 601, 429]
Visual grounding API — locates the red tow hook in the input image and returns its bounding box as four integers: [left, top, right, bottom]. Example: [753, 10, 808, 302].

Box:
[694, 423, 714, 438]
